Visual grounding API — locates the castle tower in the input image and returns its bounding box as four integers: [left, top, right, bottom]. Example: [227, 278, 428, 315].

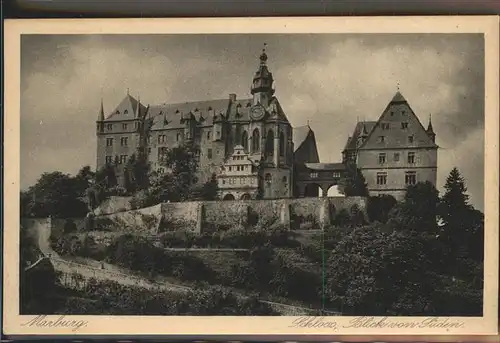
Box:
[250, 43, 275, 107]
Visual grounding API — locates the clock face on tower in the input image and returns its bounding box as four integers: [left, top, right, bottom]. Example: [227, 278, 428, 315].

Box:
[250, 106, 265, 121]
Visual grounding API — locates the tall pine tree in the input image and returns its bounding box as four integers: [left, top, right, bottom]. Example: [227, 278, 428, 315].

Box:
[440, 167, 471, 226]
[439, 167, 483, 262]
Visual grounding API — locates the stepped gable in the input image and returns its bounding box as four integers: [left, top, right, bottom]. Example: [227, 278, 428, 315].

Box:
[343, 121, 377, 151]
[359, 91, 438, 150]
[148, 98, 229, 130]
[105, 94, 148, 121]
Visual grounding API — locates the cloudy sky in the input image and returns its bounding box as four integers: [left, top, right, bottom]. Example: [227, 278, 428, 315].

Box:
[21, 34, 485, 210]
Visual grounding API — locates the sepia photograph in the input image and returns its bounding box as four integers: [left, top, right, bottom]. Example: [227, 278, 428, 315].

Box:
[4, 17, 499, 336]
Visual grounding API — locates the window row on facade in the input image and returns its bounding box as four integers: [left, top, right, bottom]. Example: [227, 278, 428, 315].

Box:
[379, 121, 409, 130]
[221, 177, 257, 185]
[378, 151, 415, 164]
[377, 134, 414, 144]
[106, 137, 130, 147]
[376, 171, 417, 186]
[153, 127, 287, 157]
[101, 122, 139, 132]
[105, 155, 129, 164]
[309, 171, 341, 179]
[227, 165, 256, 173]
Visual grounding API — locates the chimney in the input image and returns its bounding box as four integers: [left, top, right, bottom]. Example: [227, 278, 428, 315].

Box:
[229, 93, 237, 102]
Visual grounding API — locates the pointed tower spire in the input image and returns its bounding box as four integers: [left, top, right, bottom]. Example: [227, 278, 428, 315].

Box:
[427, 114, 436, 143]
[136, 95, 141, 118]
[427, 114, 434, 132]
[260, 43, 268, 66]
[251, 43, 274, 107]
[98, 98, 104, 121]
[127, 88, 130, 95]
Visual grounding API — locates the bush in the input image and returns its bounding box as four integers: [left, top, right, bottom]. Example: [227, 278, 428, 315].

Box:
[63, 220, 78, 234]
[106, 186, 128, 197]
[333, 209, 350, 227]
[367, 195, 397, 223]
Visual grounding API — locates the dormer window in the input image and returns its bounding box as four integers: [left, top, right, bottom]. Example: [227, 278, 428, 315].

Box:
[381, 123, 390, 130]
[124, 110, 128, 114]
[175, 109, 180, 113]
[378, 136, 385, 143]
[116, 110, 120, 114]
[246, 102, 251, 107]
[408, 135, 414, 143]
[208, 106, 213, 111]
[401, 122, 409, 129]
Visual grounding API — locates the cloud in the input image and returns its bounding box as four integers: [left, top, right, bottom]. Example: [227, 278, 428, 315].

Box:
[20, 34, 484, 210]
[275, 37, 484, 210]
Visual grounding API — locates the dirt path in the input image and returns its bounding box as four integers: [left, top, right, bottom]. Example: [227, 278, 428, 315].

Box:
[30, 219, 339, 315]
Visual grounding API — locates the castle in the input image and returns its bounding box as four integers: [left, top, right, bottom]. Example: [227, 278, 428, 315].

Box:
[96, 46, 437, 201]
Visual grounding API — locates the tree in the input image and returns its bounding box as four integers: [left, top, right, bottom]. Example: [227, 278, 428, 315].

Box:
[338, 163, 368, 197]
[324, 223, 443, 315]
[75, 165, 95, 194]
[21, 172, 88, 218]
[388, 181, 440, 234]
[124, 151, 151, 194]
[200, 173, 219, 200]
[366, 195, 397, 223]
[142, 144, 201, 204]
[439, 167, 484, 263]
[95, 163, 118, 189]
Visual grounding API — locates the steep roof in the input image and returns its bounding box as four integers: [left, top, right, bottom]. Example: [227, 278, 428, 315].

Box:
[343, 121, 377, 151]
[292, 125, 312, 152]
[148, 99, 231, 130]
[105, 94, 148, 122]
[359, 91, 437, 150]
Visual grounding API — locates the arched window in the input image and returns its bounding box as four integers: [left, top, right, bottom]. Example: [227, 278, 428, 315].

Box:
[265, 129, 274, 156]
[252, 128, 260, 153]
[265, 173, 272, 186]
[242, 131, 248, 151]
[279, 131, 285, 157]
[223, 194, 235, 201]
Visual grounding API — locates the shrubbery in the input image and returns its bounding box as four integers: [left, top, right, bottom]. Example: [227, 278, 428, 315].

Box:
[158, 226, 298, 249]
[323, 173, 484, 316]
[51, 278, 279, 315]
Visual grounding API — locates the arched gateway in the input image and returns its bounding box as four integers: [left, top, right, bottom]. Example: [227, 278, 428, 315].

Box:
[294, 163, 346, 198]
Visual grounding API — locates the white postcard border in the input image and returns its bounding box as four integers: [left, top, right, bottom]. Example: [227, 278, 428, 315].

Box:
[3, 16, 499, 336]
